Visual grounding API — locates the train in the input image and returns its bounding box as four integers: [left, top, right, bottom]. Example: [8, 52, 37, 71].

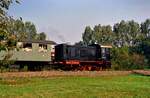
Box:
[54, 44, 112, 71]
[0, 40, 112, 71]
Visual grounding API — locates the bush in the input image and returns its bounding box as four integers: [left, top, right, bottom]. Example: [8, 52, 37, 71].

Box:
[0, 52, 14, 72]
[111, 47, 145, 70]
[130, 53, 145, 69]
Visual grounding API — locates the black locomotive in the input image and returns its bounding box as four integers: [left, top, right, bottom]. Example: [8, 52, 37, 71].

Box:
[54, 44, 111, 71]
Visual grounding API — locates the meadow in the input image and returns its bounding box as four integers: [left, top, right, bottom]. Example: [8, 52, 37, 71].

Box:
[0, 72, 150, 98]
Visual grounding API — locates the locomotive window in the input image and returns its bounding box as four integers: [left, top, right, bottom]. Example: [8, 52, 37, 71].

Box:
[39, 44, 47, 49]
[39, 44, 47, 52]
[102, 48, 105, 53]
[90, 49, 96, 56]
[101, 48, 111, 60]
[17, 42, 23, 48]
[67, 47, 76, 58]
[23, 43, 32, 52]
[80, 49, 88, 57]
[101, 48, 106, 59]
[71, 47, 76, 57]
[105, 48, 110, 60]
[105, 48, 110, 54]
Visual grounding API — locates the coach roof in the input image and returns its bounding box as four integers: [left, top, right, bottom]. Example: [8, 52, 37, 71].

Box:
[19, 40, 57, 45]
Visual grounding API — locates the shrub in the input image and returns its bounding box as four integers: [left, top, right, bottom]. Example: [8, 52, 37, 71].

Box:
[111, 47, 145, 70]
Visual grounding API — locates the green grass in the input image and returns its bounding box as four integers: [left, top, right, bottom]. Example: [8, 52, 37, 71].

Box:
[0, 74, 150, 98]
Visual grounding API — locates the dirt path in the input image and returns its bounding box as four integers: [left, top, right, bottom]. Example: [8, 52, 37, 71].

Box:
[0, 71, 132, 78]
[132, 70, 150, 76]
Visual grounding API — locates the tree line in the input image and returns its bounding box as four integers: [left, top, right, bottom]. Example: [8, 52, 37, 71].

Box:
[81, 19, 150, 70]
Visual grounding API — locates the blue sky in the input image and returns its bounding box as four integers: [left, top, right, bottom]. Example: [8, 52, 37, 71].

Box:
[8, 0, 150, 44]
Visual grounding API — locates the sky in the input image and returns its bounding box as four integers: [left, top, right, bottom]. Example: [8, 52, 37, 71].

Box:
[8, 0, 150, 44]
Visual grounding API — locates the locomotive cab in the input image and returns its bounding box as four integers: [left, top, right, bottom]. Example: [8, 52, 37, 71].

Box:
[101, 45, 112, 61]
[101, 45, 112, 68]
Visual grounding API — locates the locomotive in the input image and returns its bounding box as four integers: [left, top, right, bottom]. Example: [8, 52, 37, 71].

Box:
[54, 44, 112, 71]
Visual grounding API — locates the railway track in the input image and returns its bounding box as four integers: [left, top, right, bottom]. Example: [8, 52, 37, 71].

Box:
[0, 71, 132, 78]
[132, 70, 150, 76]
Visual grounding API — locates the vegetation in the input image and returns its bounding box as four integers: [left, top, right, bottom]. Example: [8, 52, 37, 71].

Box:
[0, 74, 150, 98]
[82, 19, 150, 70]
[7, 19, 47, 41]
[111, 47, 145, 70]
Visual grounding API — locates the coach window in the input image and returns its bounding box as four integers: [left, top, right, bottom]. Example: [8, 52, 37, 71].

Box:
[39, 44, 47, 52]
[23, 43, 32, 52]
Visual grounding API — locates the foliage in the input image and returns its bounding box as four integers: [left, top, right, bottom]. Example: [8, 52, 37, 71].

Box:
[0, 0, 19, 51]
[5, 18, 47, 41]
[131, 38, 150, 68]
[0, 0, 20, 71]
[92, 24, 113, 45]
[130, 53, 145, 69]
[24, 21, 37, 40]
[111, 47, 130, 70]
[141, 19, 150, 37]
[82, 26, 93, 45]
[113, 20, 141, 47]
[36, 32, 47, 40]
[0, 52, 14, 72]
[82, 25, 113, 45]
[111, 47, 145, 70]
[0, 0, 19, 16]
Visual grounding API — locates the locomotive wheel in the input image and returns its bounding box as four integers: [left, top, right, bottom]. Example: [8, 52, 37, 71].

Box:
[87, 66, 92, 71]
[95, 66, 102, 71]
[79, 66, 86, 71]
[79, 66, 83, 71]
[79, 65, 92, 71]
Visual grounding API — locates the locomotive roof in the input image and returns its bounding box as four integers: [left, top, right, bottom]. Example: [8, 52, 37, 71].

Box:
[19, 40, 57, 45]
[58, 44, 112, 47]
[101, 45, 112, 48]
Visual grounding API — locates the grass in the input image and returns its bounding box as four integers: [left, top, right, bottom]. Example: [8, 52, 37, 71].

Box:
[0, 74, 150, 98]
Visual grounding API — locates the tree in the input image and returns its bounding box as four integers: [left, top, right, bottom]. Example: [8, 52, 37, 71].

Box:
[113, 20, 128, 47]
[36, 32, 47, 40]
[132, 38, 150, 68]
[0, 0, 19, 72]
[93, 25, 113, 45]
[141, 19, 150, 38]
[0, 0, 19, 16]
[0, 0, 19, 51]
[82, 26, 93, 45]
[127, 20, 141, 46]
[113, 20, 141, 47]
[24, 21, 37, 40]
[82, 25, 113, 45]
[92, 24, 102, 44]
[111, 47, 145, 70]
[5, 18, 45, 41]
[13, 19, 26, 40]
